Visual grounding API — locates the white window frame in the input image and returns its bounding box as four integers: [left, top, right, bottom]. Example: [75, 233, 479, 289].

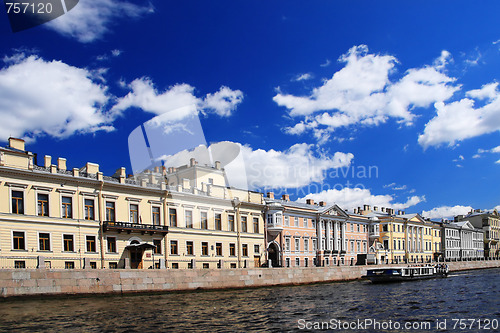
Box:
[60, 192, 75, 219]
[8, 184, 27, 214]
[85, 234, 98, 253]
[185, 209, 193, 228]
[34, 187, 51, 217]
[62, 233, 76, 253]
[37, 231, 52, 252]
[12, 230, 27, 251]
[82, 195, 97, 221]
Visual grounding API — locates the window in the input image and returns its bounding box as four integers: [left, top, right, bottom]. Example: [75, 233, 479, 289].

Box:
[172, 263, 179, 269]
[130, 204, 139, 223]
[62, 196, 72, 218]
[229, 243, 236, 256]
[202, 242, 209, 256]
[228, 214, 235, 231]
[169, 208, 177, 227]
[201, 211, 208, 229]
[285, 237, 291, 252]
[185, 210, 193, 228]
[37, 193, 49, 216]
[294, 216, 299, 227]
[170, 240, 178, 255]
[312, 219, 316, 229]
[242, 244, 248, 257]
[295, 238, 300, 253]
[304, 238, 309, 252]
[65, 262, 75, 269]
[109, 262, 118, 269]
[203, 263, 209, 269]
[305, 257, 309, 267]
[152, 206, 160, 225]
[38, 233, 50, 251]
[86, 235, 96, 252]
[230, 263, 237, 268]
[13, 231, 25, 250]
[284, 216, 289, 226]
[12, 190, 24, 214]
[382, 224, 388, 232]
[107, 237, 117, 253]
[216, 242, 222, 256]
[350, 223, 354, 232]
[241, 216, 247, 232]
[312, 238, 317, 251]
[253, 217, 259, 234]
[295, 257, 300, 266]
[63, 234, 74, 252]
[186, 241, 194, 255]
[15, 261, 26, 268]
[106, 201, 115, 221]
[154, 239, 162, 254]
[215, 213, 222, 230]
[254, 244, 260, 254]
[84, 199, 95, 220]
[357, 241, 361, 252]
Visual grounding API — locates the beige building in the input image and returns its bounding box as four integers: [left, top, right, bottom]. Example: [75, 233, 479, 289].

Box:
[458, 209, 500, 258]
[0, 138, 264, 270]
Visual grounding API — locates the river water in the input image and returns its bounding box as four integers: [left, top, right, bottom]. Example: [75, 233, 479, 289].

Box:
[0, 268, 499, 332]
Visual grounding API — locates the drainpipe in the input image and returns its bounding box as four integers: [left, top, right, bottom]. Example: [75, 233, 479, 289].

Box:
[98, 180, 105, 269]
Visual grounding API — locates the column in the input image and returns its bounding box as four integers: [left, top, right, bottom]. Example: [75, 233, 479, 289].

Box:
[333, 221, 339, 252]
[325, 220, 331, 251]
[341, 222, 346, 252]
[317, 219, 323, 251]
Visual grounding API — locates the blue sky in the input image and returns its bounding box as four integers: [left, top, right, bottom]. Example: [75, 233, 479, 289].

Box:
[1, 1, 499, 218]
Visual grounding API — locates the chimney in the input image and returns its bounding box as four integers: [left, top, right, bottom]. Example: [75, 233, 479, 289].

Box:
[319, 201, 326, 207]
[364, 204, 370, 211]
[44, 155, 52, 168]
[282, 194, 289, 201]
[381, 207, 385, 213]
[401, 210, 405, 215]
[215, 161, 221, 170]
[267, 192, 274, 199]
[190, 158, 196, 167]
[168, 167, 174, 173]
[8, 137, 25, 151]
[154, 166, 160, 173]
[373, 206, 378, 211]
[306, 199, 314, 205]
[357, 206, 361, 213]
[57, 158, 66, 171]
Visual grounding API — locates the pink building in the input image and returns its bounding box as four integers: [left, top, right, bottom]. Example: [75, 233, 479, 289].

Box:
[265, 193, 370, 267]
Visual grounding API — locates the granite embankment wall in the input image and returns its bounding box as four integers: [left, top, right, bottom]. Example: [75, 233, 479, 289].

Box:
[1, 260, 499, 298]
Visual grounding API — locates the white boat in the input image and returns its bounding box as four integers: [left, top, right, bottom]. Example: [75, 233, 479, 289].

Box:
[362, 264, 449, 283]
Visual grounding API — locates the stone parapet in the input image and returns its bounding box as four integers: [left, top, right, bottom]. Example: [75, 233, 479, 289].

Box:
[1, 260, 499, 298]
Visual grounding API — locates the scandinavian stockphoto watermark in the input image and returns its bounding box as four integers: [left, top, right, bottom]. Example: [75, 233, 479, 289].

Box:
[3, 0, 79, 32]
[297, 318, 499, 331]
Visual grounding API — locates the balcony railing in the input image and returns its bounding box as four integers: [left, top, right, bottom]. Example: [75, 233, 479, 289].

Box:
[103, 221, 168, 234]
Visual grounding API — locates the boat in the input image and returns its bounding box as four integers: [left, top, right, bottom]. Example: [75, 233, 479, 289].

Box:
[362, 264, 449, 283]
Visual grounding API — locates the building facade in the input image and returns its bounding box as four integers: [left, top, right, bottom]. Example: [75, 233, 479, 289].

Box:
[458, 209, 500, 258]
[441, 221, 484, 261]
[265, 194, 369, 267]
[0, 138, 264, 269]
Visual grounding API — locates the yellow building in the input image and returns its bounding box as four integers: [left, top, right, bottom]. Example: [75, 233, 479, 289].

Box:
[0, 138, 264, 269]
[355, 205, 441, 263]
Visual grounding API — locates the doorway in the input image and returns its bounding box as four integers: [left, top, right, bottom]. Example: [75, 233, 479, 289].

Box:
[268, 242, 280, 267]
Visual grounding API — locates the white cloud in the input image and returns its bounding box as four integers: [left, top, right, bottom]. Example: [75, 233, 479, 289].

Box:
[320, 59, 331, 67]
[294, 73, 313, 81]
[383, 183, 407, 190]
[242, 143, 354, 189]
[421, 205, 473, 219]
[156, 141, 354, 190]
[492, 145, 500, 153]
[299, 187, 424, 211]
[45, 0, 154, 43]
[203, 86, 244, 117]
[112, 78, 243, 120]
[275, 45, 458, 142]
[0, 54, 111, 141]
[418, 82, 500, 148]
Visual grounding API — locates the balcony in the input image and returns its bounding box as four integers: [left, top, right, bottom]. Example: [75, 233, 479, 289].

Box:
[103, 221, 168, 235]
[369, 230, 380, 238]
